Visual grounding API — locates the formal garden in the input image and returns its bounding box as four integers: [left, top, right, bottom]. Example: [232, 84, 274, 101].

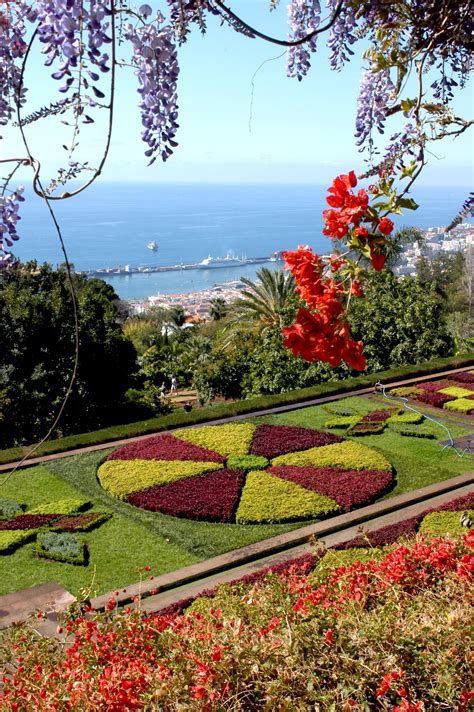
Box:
[1, 384, 473, 600]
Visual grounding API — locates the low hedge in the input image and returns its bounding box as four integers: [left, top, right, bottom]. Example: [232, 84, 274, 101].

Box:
[349, 423, 386, 435]
[387, 412, 424, 424]
[226, 455, 268, 472]
[1, 354, 472, 465]
[0, 529, 37, 554]
[395, 428, 436, 438]
[0, 498, 25, 519]
[325, 416, 360, 429]
[49, 512, 111, 532]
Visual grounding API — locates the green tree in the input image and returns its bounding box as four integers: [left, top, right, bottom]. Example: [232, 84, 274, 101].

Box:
[0, 263, 137, 447]
[228, 268, 297, 332]
[349, 271, 453, 372]
[208, 297, 227, 321]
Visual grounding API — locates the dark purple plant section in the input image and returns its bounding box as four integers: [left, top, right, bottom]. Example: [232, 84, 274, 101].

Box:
[0, 513, 59, 530]
[128, 469, 246, 523]
[361, 410, 392, 422]
[449, 371, 474, 384]
[107, 433, 224, 463]
[250, 424, 343, 459]
[417, 380, 456, 392]
[416, 391, 456, 407]
[334, 491, 474, 549]
[268, 466, 393, 511]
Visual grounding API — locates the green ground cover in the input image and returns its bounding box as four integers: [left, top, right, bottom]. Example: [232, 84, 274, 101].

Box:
[1, 394, 473, 598]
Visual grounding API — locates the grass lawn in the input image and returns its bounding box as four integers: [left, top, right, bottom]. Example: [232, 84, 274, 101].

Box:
[2, 394, 473, 598]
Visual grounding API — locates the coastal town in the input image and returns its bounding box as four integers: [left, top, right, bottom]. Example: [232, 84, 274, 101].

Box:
[126, 222, 474, 319]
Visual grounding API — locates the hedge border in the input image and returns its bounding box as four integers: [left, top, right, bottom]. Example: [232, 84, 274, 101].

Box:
[1, 354, 473, 465]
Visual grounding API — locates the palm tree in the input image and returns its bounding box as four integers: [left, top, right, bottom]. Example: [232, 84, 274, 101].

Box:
[230, 267, 296, 330]
[209, 297, 227, 321]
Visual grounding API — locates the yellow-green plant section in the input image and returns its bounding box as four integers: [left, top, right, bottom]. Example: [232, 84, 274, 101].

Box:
[389, 386, 423, 397]
[97, 460, 222, 499]
[443, 398, 474, 414]
[0, 530, 37, 554]
[173, 423, 256, 457]
[387, 412, 423, 424]
[309, 547, 388, 585]
[439, 386, 474, 398]
[419, 511, 474, 537]
[235, 470, 339, 524]
[325, 416, 360, 429]
[272, 440, 391, 471]
[28, 499, 91, 515]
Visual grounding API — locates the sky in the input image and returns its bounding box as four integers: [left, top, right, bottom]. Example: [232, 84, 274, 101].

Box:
[2, 0, 473, 187]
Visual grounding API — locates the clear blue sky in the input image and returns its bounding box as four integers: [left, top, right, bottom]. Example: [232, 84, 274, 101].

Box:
[2, 1, 473, 187]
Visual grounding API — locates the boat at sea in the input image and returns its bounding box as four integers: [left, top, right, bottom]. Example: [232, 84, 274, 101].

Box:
[147, 240, 158, 251]
[82, 252, 284, 278]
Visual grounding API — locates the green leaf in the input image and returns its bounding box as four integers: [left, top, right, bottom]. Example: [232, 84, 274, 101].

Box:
[397, 197, 419, 211]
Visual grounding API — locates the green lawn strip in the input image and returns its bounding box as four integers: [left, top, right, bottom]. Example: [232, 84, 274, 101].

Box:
[0, 463, 197, 597]
[44, 451, 302, 561]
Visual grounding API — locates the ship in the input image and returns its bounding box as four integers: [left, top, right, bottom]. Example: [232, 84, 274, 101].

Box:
[198, 253, 245, 268]
[147, 240, 158, 251]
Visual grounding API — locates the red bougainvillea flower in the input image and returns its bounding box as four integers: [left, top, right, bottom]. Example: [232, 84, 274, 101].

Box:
[370, 246, 386, 271]
[378, 216, 394, 235]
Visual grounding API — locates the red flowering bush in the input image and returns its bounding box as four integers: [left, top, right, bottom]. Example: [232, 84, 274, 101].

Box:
[282, 171, 412, 371]
[0, 532, 471, 710]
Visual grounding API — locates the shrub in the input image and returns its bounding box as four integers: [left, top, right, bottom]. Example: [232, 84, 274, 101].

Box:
[419, 511, 474, 537]
[309, 546, 388, 584]
[0, 530, 37, 554]
[0, 498, 24, 519]
[50, 512, 111, 532]
[439, 386, 474, 398]
[35, 532, 87, 565]
[443, 398, 474, 414]
[28, 499, 91, 515]
[107, 433, 224, 463]
[250, 424, 343, 458]
[349, 423, 386, 435]
[395, 428, 436, 438]
[416, 391, 455, 407]
[272, 440, 392, 471]
[226, 455, 268, 472]
[174, 423, 256, 457]
[268, 466, 393, 511]
[128, 469, 246, 523]
[324, 416, 360, 429]
[387, 412, 424, 424]
[235, 470, 339, 524]
[97, 459, 223, 499]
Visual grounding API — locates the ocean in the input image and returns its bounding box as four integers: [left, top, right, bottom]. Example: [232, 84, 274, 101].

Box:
[12, 182, 470, 300]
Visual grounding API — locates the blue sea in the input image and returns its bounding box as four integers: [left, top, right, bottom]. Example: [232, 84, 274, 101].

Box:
[12, 182, 471, 300]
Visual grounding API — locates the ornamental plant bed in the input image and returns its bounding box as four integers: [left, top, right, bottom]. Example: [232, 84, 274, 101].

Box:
[49, 512, 111, 532]
[0, 530, 37, 554]
[0, 498, 25, 519]
[35, 532, 88, 566]
[99, 423, 393, 524]
[349, 423, 386, 435]
[444, 398, 474, 414]
[0, 513, 59, 530]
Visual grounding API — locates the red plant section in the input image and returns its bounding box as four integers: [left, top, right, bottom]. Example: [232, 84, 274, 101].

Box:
[128, 469, 246, 523]
[268, 466, 393, 511]
[351, 423, 385, 433]
[107, 433, 224, 463]
[250, 424, 343, 459]
[334, 491, 474, 549]
[416, 391, 456, 407]
[361, 410, 392, 422]
[51, 513, 108, 532]
[416, 380, 456, 392]
[0, 513, 59, 530]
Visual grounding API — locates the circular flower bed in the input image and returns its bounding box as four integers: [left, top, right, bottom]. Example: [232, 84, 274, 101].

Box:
[97, 424, 393, 524]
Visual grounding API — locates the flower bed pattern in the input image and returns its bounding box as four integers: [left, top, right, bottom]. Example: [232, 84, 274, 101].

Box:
[324, 407, 426, 435]
[99, 423, 393, 524]
[390, 377, 474, 415]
